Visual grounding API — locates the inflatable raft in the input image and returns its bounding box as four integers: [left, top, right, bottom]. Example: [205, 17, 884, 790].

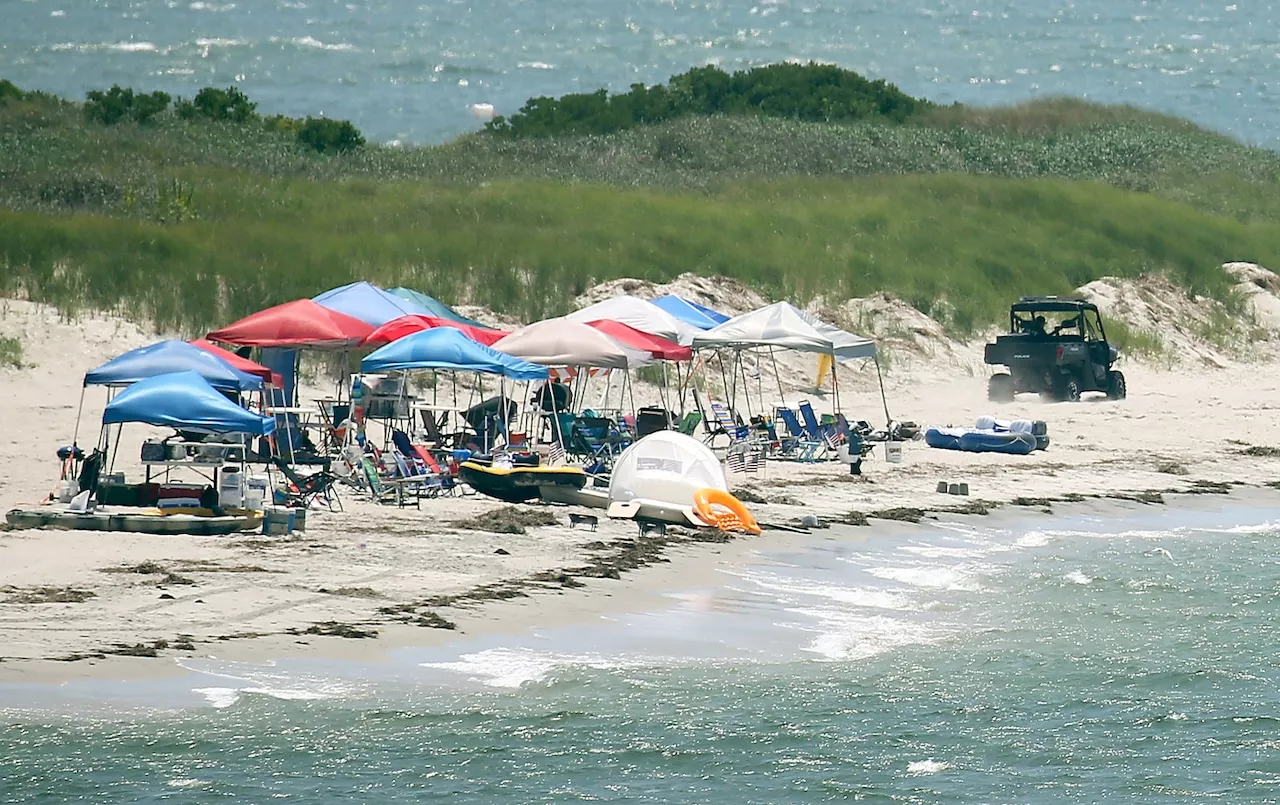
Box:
[458, 461, 587, 504]
[925, 427, 1038, 455]
[5, 506, 263, 535]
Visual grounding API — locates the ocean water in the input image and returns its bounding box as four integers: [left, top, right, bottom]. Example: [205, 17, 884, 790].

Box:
[5, 500, 1280, 803]
[4, 0, 1280, 146]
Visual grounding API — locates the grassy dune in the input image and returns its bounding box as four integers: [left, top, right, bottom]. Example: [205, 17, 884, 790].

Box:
[2, 88, 1279, 336]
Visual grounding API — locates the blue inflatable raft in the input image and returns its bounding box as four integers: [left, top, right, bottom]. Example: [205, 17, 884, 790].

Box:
[924, 427, 1038, 455]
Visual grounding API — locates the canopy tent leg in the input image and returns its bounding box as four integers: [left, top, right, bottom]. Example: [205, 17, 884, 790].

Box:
[874, 354, 891, 428]
[769, 347, 786, 412]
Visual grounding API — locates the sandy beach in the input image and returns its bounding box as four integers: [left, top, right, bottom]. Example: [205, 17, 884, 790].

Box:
[3, 281, 1280, 685]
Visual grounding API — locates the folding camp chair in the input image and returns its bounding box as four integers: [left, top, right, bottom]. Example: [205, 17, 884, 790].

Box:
[705, 400, 751, 448]
[358, 454, 412, 507]
[675, 411, 702, 436]
[798, 400, 840, 459]
[570, 416, 631, 466]
[271, 457, 343, 511]
[411, 444, 461, 496]
[777, 407, 822, 463]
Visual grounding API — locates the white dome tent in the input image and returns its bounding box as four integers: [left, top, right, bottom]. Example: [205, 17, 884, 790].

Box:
[606, 432, 728, 526]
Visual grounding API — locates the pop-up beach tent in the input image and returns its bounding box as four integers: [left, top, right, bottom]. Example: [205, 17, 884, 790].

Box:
[361, 328, 548, 380]
[189, 339, 280, 387]
[387, 287, 488, 329]
[566, 295, 701, 347]
[85, 340, 264, 393]
[361, 315, 509, 348]
[692, 301, 887, 424]
[651, 295, 731, 331]
[102, 371, 275, 434]
[312, 281, 431, 327]
[207, 299, 373, 350]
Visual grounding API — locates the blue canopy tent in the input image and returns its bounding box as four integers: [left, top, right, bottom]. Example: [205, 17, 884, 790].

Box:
[312, 281, 432, 327]
[387, 287, 488, 329]
[85, 340, 264, 392]
[651, 295, 731, 331]
[361, 328, 548, 380]
[103, 371, 275, 434]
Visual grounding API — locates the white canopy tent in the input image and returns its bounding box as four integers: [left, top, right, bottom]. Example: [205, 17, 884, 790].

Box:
[565, 295, 702, 347]
[691, 301, 889, 424]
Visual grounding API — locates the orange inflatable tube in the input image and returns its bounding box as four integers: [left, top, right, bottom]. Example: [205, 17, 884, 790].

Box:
[693, 488, 761, 535]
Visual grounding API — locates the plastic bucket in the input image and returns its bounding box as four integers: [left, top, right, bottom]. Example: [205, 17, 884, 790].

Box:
[244, 477, 267, 511]
[885, 442, 904, 464]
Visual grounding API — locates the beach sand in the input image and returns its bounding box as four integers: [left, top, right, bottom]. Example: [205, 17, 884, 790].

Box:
[2, 297, 1279, 684]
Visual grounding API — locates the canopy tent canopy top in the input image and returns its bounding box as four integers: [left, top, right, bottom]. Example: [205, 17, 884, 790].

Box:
[387, 287, 488, 329]
[565, 295, 701, 346]
[650, 294, 731, 331]
[312, 281, 432, 327]
[207, 299, 374, 350]
[84, 340, 264, 392]
[189, 339, 281, 387]
[102, 371, 275, 434]
[584, 320, 692, 361]
[360, 327, 549, 380]
[361, 315, 510, 348]
[491, 318, 652, 370]
[691, 301, 877, 361]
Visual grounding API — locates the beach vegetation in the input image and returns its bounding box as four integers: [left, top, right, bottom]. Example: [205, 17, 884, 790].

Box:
[1, 75, 1279, 337]
[296, 117, 366, 153]
[0, 336, 23, 369]
[176, 86, 257, 123]
[2, 586, 96, 604]
[84, 85, 171, 126]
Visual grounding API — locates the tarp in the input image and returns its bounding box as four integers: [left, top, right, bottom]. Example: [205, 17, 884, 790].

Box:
[651, 295, 731, 330]
[387, 287, 488, 328]
[585, 320, 692, 361]
[565, 295, 701, 346]
[207, 299, 374, 350]
[189, 339, 281, 387]
[102, 371, 275, 434]
[491, 318, 652, 370]
[312, 281, 431, 327]
[361, 315, 510, 348]
[361, 328, 549, 380]
[692, 301, 877, 360]
[85, 340, 264, 392]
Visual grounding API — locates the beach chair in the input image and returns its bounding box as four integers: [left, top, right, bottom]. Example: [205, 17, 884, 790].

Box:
[570, 416, 631, 465]
[676, 411, 702, 436]
[411, 444, 461, 496]
[391, 430, 454, 498]
[798, 400, 840, 458]
[705, 400, 751, 448]
[271, 457, 342, 511]
[358, 454, 411, 507]
[777, 407, 822, 462]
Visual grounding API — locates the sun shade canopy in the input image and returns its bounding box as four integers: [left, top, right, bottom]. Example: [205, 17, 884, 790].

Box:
[85, 340, 264, 392]
[207, 299, 374, 350]
[650, 295, 731, 330]
[361, 328, 549, 380]
[189, 339, 281, 387]
[692, 301, 877, 360]
[102, 371, 275, 434]
[311, 281, 432, 327]
[565, 295, 701, 346]
[491, 318, 652, 369]
[361, 315, 510, 348]
[387, 287, 488, 328]
[585, 320, 692, 361]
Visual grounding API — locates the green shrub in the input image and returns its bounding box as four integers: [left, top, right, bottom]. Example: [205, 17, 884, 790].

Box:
[487, 62, 932, 138]
[296, 117, 365, 153]
[177, 86, 257, 123]
[0, 336, 22, 369]
[84, 85, 171, 125]
[0, 79, 25, 104]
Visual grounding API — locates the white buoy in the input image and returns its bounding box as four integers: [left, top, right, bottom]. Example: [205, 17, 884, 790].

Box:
[469, 102, 496, 121]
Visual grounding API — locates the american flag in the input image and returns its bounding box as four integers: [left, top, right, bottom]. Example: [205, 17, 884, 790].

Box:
[727, 446, 763, 474]
[547, 440, 566, 466]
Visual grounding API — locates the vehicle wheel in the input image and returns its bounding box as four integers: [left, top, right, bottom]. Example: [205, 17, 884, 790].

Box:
[987, 373, 1015, 402]
[1057, 376, 1081, 403]
[1106, 370, 1127, 400]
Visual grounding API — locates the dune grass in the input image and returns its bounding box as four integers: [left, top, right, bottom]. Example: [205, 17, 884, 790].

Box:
[2, 86, 1280, 335]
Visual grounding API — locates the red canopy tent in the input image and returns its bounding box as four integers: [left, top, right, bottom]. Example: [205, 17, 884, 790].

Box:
[585, 319, 692, 361]
[189, 338, 282, 387]
[361, 314, 509, 348]
[206, 299, 373, 350]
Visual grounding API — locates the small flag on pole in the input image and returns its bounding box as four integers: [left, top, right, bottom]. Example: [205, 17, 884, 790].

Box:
[547, 441, 566, 466]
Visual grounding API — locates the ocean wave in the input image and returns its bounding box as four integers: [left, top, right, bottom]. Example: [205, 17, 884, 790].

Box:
[49, 41, 161, 53]
[272, 36, 357, 52]
[189, 1, 237, 10]
[421, 647, 641, 688]
[192, 685, 342, 709]
[734, 569, 927, 611]
[1063, 570, 1094, 585]
[793, 609, 941, 661]
[167, 778, 211, 788]
[865, 564, 983, 592]
[195, 37, 248, 47]
[907, 759, 952, 775]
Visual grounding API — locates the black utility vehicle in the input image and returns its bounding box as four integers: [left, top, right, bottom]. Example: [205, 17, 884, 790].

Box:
[984, 297, 1126, 402]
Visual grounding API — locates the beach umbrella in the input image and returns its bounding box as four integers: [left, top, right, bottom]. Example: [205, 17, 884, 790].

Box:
[207, 299, 374, 350]
[361, 315, 510, 348]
